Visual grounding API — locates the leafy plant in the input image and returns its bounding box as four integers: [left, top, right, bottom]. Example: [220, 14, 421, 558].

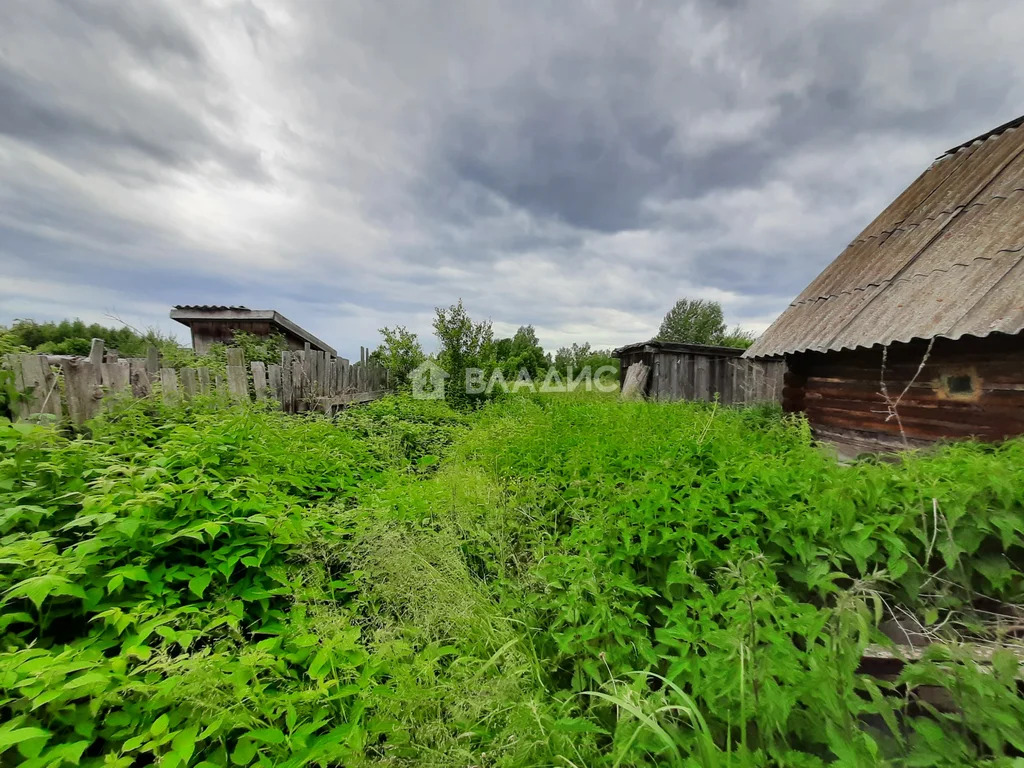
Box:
[1, 392, 1022, 766]
[370, 326, 426, 389]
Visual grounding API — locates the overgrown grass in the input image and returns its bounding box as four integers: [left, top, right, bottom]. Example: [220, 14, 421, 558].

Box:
[1, 393, 1022, 766]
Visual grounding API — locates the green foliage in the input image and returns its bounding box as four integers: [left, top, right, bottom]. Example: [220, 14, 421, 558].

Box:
[370, 326, 426, 389]
[432, 300, 494, 407]
[718, 324, 757, 349]
[552, 342, 619, 379]
[656, 299, 757, 348]
[657, 298, 726, 344]
[2, 393, 1023, 766]
[3, 318, 166, 358]
[494, 325, 550, 381]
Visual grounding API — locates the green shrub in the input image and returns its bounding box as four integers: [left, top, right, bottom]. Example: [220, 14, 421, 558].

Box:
[1, 394, 1022, 766]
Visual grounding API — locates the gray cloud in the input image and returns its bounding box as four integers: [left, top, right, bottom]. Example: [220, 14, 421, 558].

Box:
[2, 0, 1023, 355]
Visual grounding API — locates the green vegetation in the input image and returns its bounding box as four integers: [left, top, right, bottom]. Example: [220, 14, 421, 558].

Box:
[0, 319, 172, 358]
[370, 327, 427, 389]
[3, 319, 287, 384]
[2, 394, 1022, 766]
[374, 304, 619, 405]
[657, 299, 757, 349]
[432, 300, 496, 407]
[552, 341, 618, 378]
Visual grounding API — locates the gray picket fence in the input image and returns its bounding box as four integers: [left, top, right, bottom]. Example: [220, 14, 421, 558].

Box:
[3, 339, 389, 425]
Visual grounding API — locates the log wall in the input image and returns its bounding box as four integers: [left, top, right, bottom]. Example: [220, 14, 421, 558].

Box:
[784, 331, 1024, 455]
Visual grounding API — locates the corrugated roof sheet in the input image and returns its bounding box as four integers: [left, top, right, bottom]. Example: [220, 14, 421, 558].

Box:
[173, 305, 249, 311]
[746, 118, 1024, 358]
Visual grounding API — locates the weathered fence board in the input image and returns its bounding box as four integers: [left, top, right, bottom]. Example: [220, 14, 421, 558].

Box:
[3, 343, 390, 425]
[160, 368, 179, 404]
[180, 367, 198, 399]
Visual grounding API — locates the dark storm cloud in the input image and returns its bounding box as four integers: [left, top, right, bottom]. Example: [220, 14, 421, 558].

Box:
[2, 0, 1023, 352]
[0, 1, 267, 182]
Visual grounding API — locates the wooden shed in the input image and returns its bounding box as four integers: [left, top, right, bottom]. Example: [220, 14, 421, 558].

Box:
[745, 115, 1024, 455]
[170, 306, 337, 357]
[613, 340, 783, 405]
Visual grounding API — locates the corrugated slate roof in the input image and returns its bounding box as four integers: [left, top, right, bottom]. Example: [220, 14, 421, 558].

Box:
[173, 305, 249, 311]
[746, 118, 1024, 358]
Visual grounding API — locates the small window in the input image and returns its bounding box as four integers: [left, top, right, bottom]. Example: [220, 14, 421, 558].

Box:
[939, 370, 980, 400]
[946, 375, 974, 395]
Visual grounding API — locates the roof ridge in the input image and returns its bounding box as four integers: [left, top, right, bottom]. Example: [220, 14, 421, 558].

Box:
[939, 115, 1024, 158]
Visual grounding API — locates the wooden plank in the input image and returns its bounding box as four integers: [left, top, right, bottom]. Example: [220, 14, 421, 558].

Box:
[160, 368, 179, 404]
[251, 362, 268, 400]
[225, 347, 248, 401]
[268, 363, 282, 404]
[197, 366, 211, 396]
[328, 359, 338, 396]
[102, 361, 130, 395]
[62, 358, 103, 425]
[694, 356, 710, 402]
[5, 354, 27, 420]
[280, 351, 293, 412]
[88, 338, 104, 371]
[19, 354, 63, 418]
[292, 357, 305, 412]
[129, 359, 151, 398]
[180, 367, 198, 399]
[146, 346, 160, 375]
[324, 390, 391, 407]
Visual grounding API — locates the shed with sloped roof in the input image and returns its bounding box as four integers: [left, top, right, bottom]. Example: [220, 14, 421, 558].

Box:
[745, 115, 1024, 455]
[170, 306, 337, 357]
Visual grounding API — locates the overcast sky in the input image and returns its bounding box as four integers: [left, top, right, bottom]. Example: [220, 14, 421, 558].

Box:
[2, 1, 1022, 356]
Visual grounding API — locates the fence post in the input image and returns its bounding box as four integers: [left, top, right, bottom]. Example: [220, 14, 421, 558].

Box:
[160, 368, 180, 404]
[251, 361, 268, 400]
[180, 367, 198, 400]
[197, 367, 211, 396]
[226, 347, 248, 401]
[62, 358, 103, 425]
[146, 346, 160, 375]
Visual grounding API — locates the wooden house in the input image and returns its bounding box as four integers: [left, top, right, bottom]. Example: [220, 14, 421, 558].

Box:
[745, 115, 1024, 456]
[170, 306, 337, 357]
[613, 340, 783, 405]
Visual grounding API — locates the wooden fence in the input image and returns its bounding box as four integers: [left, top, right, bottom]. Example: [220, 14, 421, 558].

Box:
[614, 340, 784, 406]
[3, 339, 389, 425]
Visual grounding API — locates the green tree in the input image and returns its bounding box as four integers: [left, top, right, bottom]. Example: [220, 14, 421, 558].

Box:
[2, 318, 189, 358]
[497, 325, 550, 380]
[370, 326, 426, 389]
[553, 342, 619, 380]
[432, 300, 494, 407]
[656, 299, 726, 344]
[718, 325, 757, 349]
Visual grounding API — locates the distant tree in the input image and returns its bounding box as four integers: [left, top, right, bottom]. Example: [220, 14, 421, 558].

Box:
[497, 325, 550, 379]
[718, 325, 757, 349]
[4, 318, 156, 356]
[493, 337, 514, 363]
[370, 325, 426, 388]
[553, 342, 619, 379]
[656, 299, 727, 345]
[433, 300, 494, 407]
